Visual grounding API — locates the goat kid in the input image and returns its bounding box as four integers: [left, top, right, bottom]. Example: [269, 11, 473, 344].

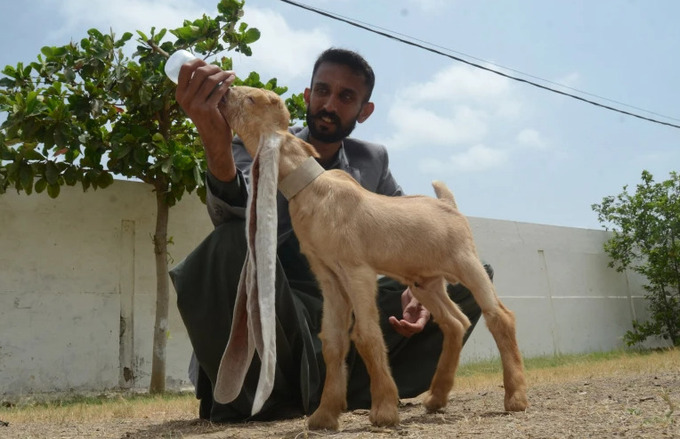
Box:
[218, 86, 528, 430]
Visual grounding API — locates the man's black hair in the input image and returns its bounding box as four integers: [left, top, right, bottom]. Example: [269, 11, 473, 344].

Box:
[311, 48, 375, 102]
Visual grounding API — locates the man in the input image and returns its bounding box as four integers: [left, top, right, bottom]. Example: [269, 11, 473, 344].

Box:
[170, 48, 490, 422]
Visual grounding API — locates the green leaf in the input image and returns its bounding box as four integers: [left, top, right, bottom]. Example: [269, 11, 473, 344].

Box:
[97, 171, 114, 188]
[131, 125, 150, 138]
[64, 67, 76, 83]
[136, 30, 149, 41]
[22, 148, 46, 161]
[152, 132, 165, 144]
[111, 143, 132, 159]
[35, 178, 48, 193]
[81, 176, 91, 191]
[115, 32, 134, 48]
[133, 146, 148, 165]
[63, 166, 78, 186]
[19, 163, 33, 192]
[242, 27, 260, 44]
[47, 182, 60, 198]
[2, 64, 17, 78]
[45, 161, 59, 185]
[161, 157, 173, 173]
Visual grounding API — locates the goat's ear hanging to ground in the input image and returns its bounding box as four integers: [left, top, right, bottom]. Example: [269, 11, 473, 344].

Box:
[214, 126, 281, 415]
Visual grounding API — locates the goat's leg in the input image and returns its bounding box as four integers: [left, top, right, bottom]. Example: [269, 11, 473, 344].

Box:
[486, 300, 528, 411]
[345, 268, 400, 427]
[410, 277, 470, 412]
[452, 259, 528, 412]
[307, 263, 353, 430]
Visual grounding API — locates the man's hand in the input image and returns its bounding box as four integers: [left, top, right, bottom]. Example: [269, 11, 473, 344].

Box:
[175, 58, 237, 182]
[388, 287, 431, 337]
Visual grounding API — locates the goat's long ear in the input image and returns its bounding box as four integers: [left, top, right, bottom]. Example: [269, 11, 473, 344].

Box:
[214, 132, 282, 414]
[258, 131, 283, 155]
[249, 132, 281, 415]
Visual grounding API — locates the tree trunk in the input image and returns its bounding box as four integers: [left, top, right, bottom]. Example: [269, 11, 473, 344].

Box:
[149, 186, 170, 394]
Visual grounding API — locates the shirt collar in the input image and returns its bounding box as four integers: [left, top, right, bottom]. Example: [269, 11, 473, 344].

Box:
[295, 126, 350, 172]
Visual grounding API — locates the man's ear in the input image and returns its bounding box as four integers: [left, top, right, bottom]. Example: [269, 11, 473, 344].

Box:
[357, 101, 375, 124]
[303, 88, 311, 107]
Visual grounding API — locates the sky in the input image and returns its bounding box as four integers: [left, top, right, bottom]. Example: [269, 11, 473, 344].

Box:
[1, 0, 678, 230]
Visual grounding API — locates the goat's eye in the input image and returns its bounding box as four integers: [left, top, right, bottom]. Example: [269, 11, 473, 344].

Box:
[247, 96, 255, 104]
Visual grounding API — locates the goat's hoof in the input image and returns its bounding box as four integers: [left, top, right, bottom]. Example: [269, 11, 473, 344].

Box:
[504, 391, 529, 412]
[307, 409, 340, 431]
[369, 405, 400, 427]
[423, 391, 448, 413]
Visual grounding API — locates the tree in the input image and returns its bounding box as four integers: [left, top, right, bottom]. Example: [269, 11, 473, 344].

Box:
[592, 170, 680, 347]
[0, 0, 305, 393]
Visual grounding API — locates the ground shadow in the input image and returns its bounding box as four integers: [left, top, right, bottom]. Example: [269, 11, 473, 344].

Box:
[118, 418, 223, 438]
[119, 417, 311, 439]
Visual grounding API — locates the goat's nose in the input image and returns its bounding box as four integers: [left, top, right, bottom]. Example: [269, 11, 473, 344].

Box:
[220, 87, 231, 105]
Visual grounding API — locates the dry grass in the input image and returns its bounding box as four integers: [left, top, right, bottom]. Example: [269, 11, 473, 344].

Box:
[1, 348, 678, 438]
[1, 393, 196, 424]
[456, 347, 680, 390]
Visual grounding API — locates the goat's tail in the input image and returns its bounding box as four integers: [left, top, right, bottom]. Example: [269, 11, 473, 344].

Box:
[432, 180, 458, 209]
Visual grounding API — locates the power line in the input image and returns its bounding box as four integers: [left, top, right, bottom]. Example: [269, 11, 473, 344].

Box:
[336, 13, 680, 125]
[280, 0, 680, 130]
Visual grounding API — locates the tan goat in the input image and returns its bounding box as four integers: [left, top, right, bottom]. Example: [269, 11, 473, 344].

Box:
[217, 86, 528, 430]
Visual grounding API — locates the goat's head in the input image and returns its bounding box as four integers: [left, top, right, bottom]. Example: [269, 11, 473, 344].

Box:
[221, 86, 290, 157]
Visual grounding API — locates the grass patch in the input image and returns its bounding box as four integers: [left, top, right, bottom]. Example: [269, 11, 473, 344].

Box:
[0, 391, 197, 424]
[1, 348, 677, 424]
[457, 347, 674, 376]
[452, 347, 678, 393]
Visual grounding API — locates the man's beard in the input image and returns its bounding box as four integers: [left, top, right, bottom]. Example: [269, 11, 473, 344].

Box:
[306, 109, 358, 143]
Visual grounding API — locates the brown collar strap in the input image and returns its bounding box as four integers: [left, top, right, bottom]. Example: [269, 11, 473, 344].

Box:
[278, 156, 324, 200]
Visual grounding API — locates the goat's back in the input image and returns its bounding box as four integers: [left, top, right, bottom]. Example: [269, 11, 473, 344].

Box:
[289, 171, 476, 279]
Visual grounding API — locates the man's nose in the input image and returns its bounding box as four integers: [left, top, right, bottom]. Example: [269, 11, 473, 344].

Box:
[322, 95, 338, 113]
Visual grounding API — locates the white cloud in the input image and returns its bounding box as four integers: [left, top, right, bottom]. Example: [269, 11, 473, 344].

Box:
[419, 145, 508, 174]
[47, 1, 331, 88]
[384, 99, 488, 149]
[378, 64, 520, 152]
[52, 0, 203, 38]
[516, 128, 548, 150]
[555, 71, 581, 89]
[402, 64, 511, 103]
[405, 0, 449, 12]
[234, 7, 332, 85]
[375, 63, 554, 176]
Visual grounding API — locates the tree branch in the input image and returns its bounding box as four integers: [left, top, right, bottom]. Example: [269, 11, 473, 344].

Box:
[147, 39, 169, 58]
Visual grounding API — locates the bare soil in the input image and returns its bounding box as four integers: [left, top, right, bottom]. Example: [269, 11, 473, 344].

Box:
[1, 369, 678, 438]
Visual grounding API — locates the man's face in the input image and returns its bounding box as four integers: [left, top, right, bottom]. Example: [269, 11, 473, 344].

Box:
[304, 62, 374, 144]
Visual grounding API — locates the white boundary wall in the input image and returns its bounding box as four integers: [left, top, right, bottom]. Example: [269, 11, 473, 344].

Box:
[0, 180, 666, 396]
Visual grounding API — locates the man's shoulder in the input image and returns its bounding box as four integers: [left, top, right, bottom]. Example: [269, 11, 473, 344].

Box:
[343, 136, 388, 161]
[289, 126, 305, 137]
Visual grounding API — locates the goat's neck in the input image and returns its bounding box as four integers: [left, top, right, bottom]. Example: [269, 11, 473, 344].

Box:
[275, 131, 316, 182]
[237, 130, 268, 158]
[239, 129, 303, 180]
[240, 129, 318, 185]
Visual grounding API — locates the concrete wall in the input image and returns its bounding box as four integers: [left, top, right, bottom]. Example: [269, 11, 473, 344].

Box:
[0, 180, 213, 396]
[0, 180, 666, 396]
